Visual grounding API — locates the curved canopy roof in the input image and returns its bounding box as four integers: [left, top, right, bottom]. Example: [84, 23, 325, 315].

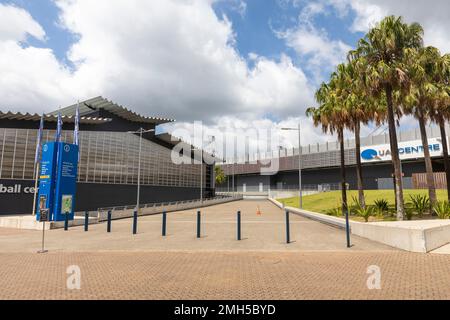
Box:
[0, 111, 111, 124]
[49, 96, 175, 125]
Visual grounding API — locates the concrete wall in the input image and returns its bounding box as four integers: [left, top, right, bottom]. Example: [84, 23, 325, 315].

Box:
[268, 198, 450, 253]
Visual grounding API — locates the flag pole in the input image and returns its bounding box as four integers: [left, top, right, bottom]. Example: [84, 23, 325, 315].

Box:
[32, 162, 40, 216]
[32, 113, 44, 216]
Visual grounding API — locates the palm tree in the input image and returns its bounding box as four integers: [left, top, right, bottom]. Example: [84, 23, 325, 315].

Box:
[335, 60, 379, 209]
[351, 16, 424, 220]
[430, 53, 450, 201]
[307, 76, 351, 246]
[404, 46, 443, 208]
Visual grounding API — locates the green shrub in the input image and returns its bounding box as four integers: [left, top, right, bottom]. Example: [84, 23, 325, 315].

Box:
[350, 196, 363, 215]
[409, 194, 430, 217]
[373, 199, 389, 217]
[405, 207, 415, 221]
[433, 201, 450, 219]
[325, 207, 342, 217]
[354, 206, 375, 222]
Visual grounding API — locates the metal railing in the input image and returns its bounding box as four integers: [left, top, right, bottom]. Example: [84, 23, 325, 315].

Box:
[95, 194, 243, 221]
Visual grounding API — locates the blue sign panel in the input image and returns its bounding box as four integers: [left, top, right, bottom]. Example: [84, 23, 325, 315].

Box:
[53, 143, 79, 222]
[36, 142, 58, 221]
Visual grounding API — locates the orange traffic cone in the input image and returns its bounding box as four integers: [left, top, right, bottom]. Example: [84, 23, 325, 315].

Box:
[256, 205, 262, 216]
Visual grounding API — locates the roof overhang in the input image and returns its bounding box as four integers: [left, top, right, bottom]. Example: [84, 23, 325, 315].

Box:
[49, 96, 175, 125]
[0, 111, 112, 124]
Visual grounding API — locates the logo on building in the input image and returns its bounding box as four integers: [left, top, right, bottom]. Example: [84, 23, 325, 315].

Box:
[361, 149, 380, 161]
[64, 145, 70, 152]
[361, 138, 443, 163]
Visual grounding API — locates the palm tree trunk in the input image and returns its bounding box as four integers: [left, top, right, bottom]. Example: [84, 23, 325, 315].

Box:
[339, 127, 350, 248]
[438, 115, 450, 201]
[418, 110, 437, 208]
[385, 84, 405, 220]
[354, 121, 366, 208]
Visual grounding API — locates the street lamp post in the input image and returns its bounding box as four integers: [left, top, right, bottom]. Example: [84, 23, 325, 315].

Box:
[192, 135, 214, 204]
[281, 123, 303, 209]
[128, 128, 155, 213]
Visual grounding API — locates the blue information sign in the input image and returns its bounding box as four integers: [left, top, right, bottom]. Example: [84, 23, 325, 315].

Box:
[36, 142, 79, 222]
[36, 142, 58, 221]
[53, 143, 79, 222]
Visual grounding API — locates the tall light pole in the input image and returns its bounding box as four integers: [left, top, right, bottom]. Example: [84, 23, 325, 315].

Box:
[191, 135, 215, 204]
[281, 122, 303, 209]
[128, 128, 155, 213]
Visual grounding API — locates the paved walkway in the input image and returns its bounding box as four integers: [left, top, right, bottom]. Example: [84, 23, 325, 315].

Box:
[1, 200, 450, 300]
[0, 200, 392, 252]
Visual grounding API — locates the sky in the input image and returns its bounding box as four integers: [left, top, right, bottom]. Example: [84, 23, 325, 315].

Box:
[1, 0, 450, 158]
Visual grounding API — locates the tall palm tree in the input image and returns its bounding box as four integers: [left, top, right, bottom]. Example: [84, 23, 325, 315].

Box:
[307, 76, 351, 246]
[351, 16, 424, 220]
[430, 53, 450, 200]
[335, 60, 379, 209]
[404, 46, 444, 208]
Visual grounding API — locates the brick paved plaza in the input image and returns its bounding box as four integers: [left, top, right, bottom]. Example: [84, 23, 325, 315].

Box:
[1, 200, 450, 300]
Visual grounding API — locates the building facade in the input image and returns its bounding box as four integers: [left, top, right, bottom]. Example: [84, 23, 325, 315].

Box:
[0, 97, 215, 215]
[219, 125, 449, 193]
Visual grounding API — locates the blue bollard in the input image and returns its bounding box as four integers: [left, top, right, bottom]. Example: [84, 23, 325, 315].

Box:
[237, 211, 241, 241]
[107, 210, 112, 233]
[162, 211, 167, 236]
[197, 211, 201, 238]
[285, 209, 290, 244]
[133, 210, 138, 235]
[64, 214, 69, 231]
[345, 208, 351, 248]
[84, 211, 89, 232]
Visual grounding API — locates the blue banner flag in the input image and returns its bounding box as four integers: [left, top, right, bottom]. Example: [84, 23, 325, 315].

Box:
[55, 111, 63, 142]
[74, 102, 80, 146]
[34, 114, 44, 165]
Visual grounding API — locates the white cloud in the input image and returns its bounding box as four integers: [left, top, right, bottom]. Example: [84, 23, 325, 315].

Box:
[275, 2, 352, 83]
[0, 4, 46, 42]
[280, 24, 351, 77]
[346, 0, 450, 53]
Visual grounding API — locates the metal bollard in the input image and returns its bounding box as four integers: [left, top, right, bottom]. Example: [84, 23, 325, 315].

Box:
[64, 214, 69, 231]
[345, 208, 351, 248]
[237, 211, 241, 241]
[285, 209, 290, 244]
[107, 210, 112, 233]
[84, 211, 89, 232]
[197, 211, 201, 238]
[162, 211, 167, 236]
[133, 210, 138, 235]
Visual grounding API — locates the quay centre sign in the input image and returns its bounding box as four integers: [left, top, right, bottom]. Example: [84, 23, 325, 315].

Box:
[361, 138, 444, 163]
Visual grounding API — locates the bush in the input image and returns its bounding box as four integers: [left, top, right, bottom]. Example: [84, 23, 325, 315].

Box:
[350, 196, 363, 215]
[354, 206, 375, 222]
[433, 201, 450, 219]
[408, 194, 430, 217]
[373, 199, 389, 217]
[325, 207, 342, 217]
[405, 207, 415, 221]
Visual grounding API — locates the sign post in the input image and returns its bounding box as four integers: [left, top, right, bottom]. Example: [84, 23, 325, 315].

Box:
[38, 208, 49, 254]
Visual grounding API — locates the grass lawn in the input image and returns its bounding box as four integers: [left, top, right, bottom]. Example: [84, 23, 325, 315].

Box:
[277, 189, 449, 216]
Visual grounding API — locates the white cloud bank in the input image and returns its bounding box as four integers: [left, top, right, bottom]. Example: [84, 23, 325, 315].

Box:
[0, 0, 328, 152]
